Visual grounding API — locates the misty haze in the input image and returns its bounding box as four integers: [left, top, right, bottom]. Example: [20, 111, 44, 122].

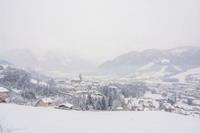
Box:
[0, 0, 200, 133]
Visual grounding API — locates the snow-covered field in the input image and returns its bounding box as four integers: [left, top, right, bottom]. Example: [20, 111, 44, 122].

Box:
[0, 104, 200, 133]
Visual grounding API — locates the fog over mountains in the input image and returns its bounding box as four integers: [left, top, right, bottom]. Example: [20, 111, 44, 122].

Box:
[0, 46, 200, 81]
[0, 49, 96, 76]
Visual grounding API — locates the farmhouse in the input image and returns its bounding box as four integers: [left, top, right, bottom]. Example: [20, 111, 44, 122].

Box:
[35, 98, 54, 107]
[0, 87, 10, 103]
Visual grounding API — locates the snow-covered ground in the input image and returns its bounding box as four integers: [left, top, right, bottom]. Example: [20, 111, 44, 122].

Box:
[0, 104, 200, 133]
[172, 67, 200, 83]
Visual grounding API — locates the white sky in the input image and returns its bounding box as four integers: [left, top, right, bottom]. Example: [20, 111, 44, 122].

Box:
[0, 0, 200, 63]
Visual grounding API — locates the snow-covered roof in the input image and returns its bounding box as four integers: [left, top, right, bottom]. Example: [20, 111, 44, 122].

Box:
[39, 81, 48, 86]
[163, 103, 175, 109]
[60, 103, 73, 108]
[161, 59, 170, 63]
[116, 107, 123, 110]
[0, 87, 9, 93]
[109, 85, 118, 89]
[30, 79, 38, 84]
[41, 98, 53, 103]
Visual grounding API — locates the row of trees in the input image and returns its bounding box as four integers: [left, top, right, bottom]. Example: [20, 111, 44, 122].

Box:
[70, 83, 147, 111]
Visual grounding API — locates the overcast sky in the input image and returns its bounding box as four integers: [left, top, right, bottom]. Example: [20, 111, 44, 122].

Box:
[0, 0, 200, 63]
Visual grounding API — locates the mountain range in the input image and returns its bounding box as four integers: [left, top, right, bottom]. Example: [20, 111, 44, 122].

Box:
[1, 46, 200, 83]
[99, 46, 200, 82]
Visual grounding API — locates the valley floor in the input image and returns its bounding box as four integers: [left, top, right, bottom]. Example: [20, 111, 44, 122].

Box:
[0, 104, 200, 133]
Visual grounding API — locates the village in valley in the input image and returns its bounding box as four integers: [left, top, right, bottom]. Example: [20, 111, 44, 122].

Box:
[1, 0, 200, 132]
[0, 64, 200, 118]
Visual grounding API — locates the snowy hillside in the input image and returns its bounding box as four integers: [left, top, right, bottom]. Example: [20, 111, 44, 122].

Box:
[99, 47, 200, 74]
[172, 67, 200, 83]
[0, 104, 200, 133]
[127, 59, 182, 81]
[99, 46, 200, 82]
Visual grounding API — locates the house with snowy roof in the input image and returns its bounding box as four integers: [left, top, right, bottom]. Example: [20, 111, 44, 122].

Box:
[0, 87, 10, 103]
[35, 98, 54, 107]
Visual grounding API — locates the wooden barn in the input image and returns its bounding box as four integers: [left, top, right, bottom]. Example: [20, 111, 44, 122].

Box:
[0, 87, 10, 103]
